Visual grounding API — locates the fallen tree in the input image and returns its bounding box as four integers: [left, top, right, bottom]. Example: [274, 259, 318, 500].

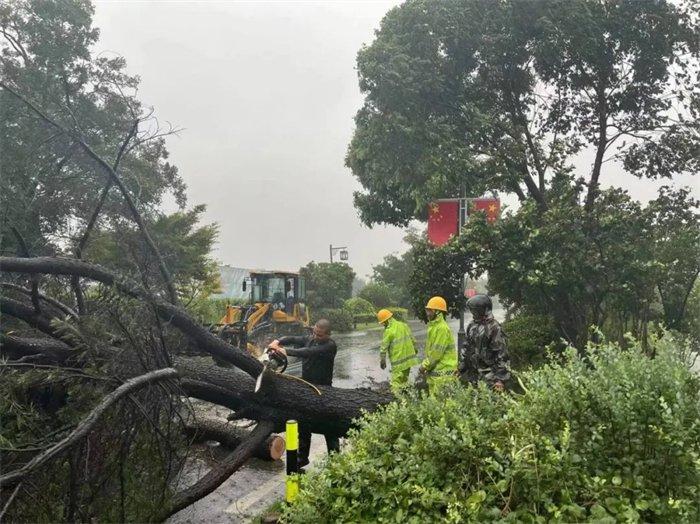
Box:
[0, 16, 390, 518]
[0, 256, 393, 435]
[0, 255, 392, 520]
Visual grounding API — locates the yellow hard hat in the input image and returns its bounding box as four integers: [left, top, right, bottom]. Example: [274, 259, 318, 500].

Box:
[425, 296, 448, 312]
[377, 309, 393, 323]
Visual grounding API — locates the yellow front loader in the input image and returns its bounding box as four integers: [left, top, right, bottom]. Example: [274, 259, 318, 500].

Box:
[212, 270, 311, 356]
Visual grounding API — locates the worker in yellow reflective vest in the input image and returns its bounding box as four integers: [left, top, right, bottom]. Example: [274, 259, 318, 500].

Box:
[377, 309, 419, 394]
[417, 296, 458, 394]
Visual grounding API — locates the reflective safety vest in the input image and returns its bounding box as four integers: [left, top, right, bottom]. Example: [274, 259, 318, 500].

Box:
[421, 314, 458, 376]
[380, 318, 419, 372]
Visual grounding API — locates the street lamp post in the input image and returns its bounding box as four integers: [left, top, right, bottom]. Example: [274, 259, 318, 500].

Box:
[329, 245, 349, 263]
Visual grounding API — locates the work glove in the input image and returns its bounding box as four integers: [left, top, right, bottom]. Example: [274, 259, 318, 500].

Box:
[380, 355, 387, 370]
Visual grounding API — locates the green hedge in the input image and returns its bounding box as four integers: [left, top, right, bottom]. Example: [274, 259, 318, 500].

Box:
[283, 333, 700, 523]
[311, 308, 354, 333]
[502, 313, 560, 369]
[352, 313, 378, 326]
[352, 307, 409, 327]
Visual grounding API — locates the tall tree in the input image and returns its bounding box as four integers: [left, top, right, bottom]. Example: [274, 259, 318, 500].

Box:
[646, 187, 700, 330]
[300, 262, 356, 309]
[0, 0, 211, 304]
[371, 249, 414, 308]
[347, 0, 698, 224]
[348, 0, 699, 341]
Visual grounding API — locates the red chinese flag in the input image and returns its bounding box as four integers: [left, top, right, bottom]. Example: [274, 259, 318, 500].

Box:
[470, 198, 500, 223]
[427, 200, 459, 246]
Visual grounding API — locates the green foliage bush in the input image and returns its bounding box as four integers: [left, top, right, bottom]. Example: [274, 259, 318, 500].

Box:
[343, 297, 376, 316]
[283, 334, 700, 523]
[358, 282, 396, 308]
[502, 313, 559, 369]
[312, 308, 354, 333]
[301, 262, 356, 309]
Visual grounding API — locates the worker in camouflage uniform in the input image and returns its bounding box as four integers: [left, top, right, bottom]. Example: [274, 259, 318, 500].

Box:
[417, 296, 458, 394]
[377, 309, 419, 394]
[458, 294, 510, 391]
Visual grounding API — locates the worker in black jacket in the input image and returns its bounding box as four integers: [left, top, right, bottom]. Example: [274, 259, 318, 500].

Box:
[269, 319, 339, 468]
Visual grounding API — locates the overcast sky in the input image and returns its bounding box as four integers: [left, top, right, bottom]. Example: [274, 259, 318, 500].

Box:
[92, 1, 697, 278]
[93, 0, 404, 278]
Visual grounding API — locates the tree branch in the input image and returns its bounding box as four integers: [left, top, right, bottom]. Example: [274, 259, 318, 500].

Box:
[0, 82, 179, 304]
[9, 227, 41, 314]
[158, 420, 275, 521]
[0, 368, 179, 487]
[0, 256, 262, 376]
[1, 282, 78, 319]
[0, 297, 61, 339]
[585, 84, 608, 212]
[71, 118, 139, 314]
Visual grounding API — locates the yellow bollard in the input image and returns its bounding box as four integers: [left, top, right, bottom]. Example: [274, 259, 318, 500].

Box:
[285, 419, 299, 503]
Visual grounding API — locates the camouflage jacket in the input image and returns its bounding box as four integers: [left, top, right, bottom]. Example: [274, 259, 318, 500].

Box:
[459, 314, 510, 386]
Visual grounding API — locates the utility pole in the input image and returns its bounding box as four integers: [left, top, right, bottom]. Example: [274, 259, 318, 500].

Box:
[457, 195, 467, 349]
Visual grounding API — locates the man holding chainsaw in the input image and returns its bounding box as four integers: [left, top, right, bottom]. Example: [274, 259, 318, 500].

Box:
[268, 319, 339, 468]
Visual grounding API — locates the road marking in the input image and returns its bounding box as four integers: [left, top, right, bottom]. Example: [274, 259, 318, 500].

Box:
[224, 443, 327, 516]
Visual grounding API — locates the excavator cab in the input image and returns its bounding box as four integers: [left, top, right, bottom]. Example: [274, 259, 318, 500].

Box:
[214, 271, 310, 356]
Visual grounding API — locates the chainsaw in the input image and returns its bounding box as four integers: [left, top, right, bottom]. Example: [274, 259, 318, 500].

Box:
[254, 346, 288, 393]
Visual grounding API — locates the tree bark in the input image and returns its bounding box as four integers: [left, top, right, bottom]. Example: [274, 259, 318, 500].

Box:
[184, 416, 285, 460]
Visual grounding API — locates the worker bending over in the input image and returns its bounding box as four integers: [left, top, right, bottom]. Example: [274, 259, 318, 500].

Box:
[377, 309, 419, 394]
[417, 296, 458, 394]
[269, 319, 338, 469]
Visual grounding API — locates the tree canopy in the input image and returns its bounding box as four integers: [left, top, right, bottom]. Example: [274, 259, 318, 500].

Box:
[347, 0, 699, 225]
[370, 248, 414, 308]
[300, 262, 356, 310]
[0, 0, 217, 303]
[349, 0, 700, 341]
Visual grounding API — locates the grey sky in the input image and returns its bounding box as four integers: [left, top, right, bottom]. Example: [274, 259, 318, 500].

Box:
[93, 0, 403, 278]
[92, 1, 697, 278]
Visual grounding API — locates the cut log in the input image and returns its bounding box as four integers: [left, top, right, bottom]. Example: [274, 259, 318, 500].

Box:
[184, 416, 285, 461]
[0, 333, 392, 438]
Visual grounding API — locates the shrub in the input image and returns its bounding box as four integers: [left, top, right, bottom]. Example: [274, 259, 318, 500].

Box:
[502, 313, 560, 369]
[343, 297, 376, 316]
[312, 308, 353, 333]
[283, 333, 700, 523]
[358, 282, 395, 308]
[352, 314, 378, 326]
